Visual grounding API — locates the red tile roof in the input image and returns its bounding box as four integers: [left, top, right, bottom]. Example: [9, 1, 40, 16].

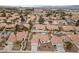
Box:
[8, 32, 16, 42]
[8, 31, 28, 42]
[51, 35, 62, 44]
[33, 24, 45, 30]
[68, 35, 79, 45]
[31, 33, 49, 43]
[16, 31, 28, 41]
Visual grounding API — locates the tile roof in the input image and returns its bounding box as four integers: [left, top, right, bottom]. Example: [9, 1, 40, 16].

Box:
[68, 35, 79, 45]
[62, 26, 75, 31]
[8, 32, 16, 42]
[51, 35, 62, 44]
[31, 33, 49, 43]
[33, 24, 45, 30]
[16, 31, 28, 41]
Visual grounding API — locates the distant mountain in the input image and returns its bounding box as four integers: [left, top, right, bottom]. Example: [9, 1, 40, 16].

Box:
[0, 5, 79, 10]
[38, 5, 79, 10]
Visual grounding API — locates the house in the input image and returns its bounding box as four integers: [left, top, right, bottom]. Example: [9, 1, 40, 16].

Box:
[32, 24, 45, 30]
[5, 24, 15, 31]
[46, 24, 59, 31]
[8, 32, 16, 42]
[31, 33, 52, 51]
[62, 26, 75, 32]
[75, 26, 79, 32]
[16, 31, 28, 41]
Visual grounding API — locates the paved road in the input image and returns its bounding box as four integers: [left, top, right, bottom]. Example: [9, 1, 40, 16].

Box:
[56, 44, 65, 52]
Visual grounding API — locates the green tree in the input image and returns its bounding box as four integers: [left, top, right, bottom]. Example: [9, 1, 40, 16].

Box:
[64, 41, 73, 50]
[38, 16, 45, 24]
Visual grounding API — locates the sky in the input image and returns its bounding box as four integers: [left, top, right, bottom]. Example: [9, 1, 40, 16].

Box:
[0, 0, 79, 7]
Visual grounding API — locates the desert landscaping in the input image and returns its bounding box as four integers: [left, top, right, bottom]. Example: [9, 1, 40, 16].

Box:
[0, 6, 79, 52]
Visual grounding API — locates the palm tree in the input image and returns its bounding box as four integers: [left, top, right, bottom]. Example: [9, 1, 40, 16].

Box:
[12, 40, 21, 50]
[69, 13, 72, 18]
[38, 15, 45, 24]
[2, 10, 6, 17]
[64, 41, 73, 50]
[14, 30, 17, 41]
[76, 20, 79, 26]
[20, 15, 25, 23]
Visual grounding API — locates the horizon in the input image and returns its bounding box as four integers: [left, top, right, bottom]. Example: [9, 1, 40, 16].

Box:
[0, 5, 78, 7]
